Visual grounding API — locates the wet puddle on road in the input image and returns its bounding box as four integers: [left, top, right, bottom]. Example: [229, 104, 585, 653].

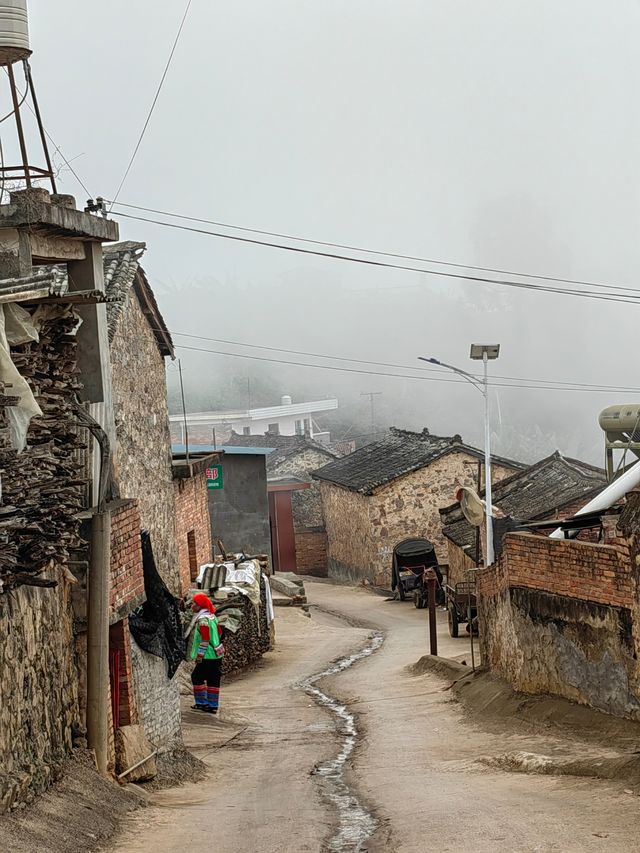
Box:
[298, 632, 384, 852]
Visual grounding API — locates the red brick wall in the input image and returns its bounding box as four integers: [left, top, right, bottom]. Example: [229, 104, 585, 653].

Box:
[110, 500, 144, 616]
[174, 472, 213, 595]
[295, 528, 328, 577]
[109, 618, 138, 728]
[477, 530, 632, 608]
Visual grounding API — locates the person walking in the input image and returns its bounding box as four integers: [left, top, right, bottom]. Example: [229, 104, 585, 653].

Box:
[190, 592, 225, 713]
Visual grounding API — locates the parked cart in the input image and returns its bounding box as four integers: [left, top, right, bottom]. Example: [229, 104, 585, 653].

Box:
[391, 538, 443, 607]
[444, 581, 477, 637]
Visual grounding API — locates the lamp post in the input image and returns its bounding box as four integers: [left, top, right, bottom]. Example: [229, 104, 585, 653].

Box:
[419, 343, 500, 566]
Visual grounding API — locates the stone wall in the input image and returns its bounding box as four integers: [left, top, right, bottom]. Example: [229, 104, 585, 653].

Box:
[322, 451, 516, 587]
[476, 526, 640, 721]
[445, 537, 477, 588]
[174, 471, 213, 595]
[0, 582, 80, 812]
[321, 482, 376, 583]
[269, 447, 332, 529]
[130, 637, 182, 750]
[110, 287, 179, 593]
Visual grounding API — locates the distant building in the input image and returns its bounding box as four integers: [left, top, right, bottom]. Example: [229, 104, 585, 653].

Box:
[227, 432, 342, 576]
[313, 428, 524, 588]
[169, 395, 338, 445]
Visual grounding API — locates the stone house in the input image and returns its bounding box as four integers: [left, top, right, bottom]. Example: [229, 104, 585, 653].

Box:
[440, 452, 607, 587]
[226, 431, 340, 575]
[101, 241, 183, 753]
[313, 428, 523, 587]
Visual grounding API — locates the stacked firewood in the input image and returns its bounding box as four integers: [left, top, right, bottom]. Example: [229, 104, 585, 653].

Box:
[0, 306, 87, 592]
[219, 583, 271, 676]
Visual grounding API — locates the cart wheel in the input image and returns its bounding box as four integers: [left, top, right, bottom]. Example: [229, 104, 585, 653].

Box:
[414, 590, 425, 609]
[397, 582, 406, 602]
[448, 604, 459, 638]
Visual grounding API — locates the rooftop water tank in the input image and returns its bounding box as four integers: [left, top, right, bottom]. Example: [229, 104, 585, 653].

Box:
[599, 404, 640, 436]
[0, 1, 30, 66]
[281, 395, 292, 406]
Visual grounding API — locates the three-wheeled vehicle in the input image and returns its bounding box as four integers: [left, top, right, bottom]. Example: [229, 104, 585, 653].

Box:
[444, 581, 477, 637]
[391, 538, 444, 607]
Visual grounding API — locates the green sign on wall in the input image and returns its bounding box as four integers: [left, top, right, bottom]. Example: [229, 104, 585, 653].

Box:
[206, 465, 223, 490]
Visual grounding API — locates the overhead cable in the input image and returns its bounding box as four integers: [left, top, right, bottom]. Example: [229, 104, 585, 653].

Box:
[161, 328, 640, 393]
[109, 0, 192, 209]
[107, 209, 640, 307]
[107, 198, 640, 298]
[173, 343, 640, 394]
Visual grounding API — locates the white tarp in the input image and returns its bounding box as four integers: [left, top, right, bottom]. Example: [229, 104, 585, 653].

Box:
[0, 304, 42, 452]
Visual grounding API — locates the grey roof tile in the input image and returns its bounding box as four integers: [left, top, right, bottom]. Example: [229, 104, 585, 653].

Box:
[440, 452, 607, 552]
[312, 428, 524, 495]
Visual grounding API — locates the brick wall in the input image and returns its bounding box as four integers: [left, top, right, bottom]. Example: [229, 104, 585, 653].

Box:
[109, 500, 145, 620]
[174, 471, 213, 596]
[476, 520, 640, 721]
[476, 531, 632, 608]
[294, 528, 328, 577]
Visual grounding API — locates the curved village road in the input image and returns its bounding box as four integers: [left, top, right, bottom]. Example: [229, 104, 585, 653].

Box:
[110, 582, 640, 853]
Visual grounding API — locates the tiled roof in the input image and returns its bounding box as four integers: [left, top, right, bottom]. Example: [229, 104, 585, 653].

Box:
[226, 431, 339, 472]
[440, 452, 607, 553]
[103, 241, 174, 357]
[312, 428, 524, 495]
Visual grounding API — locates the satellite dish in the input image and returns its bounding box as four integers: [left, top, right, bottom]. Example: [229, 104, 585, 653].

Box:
[456, 487, 485, 527]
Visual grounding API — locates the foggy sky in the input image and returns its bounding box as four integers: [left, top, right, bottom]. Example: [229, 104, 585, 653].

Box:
[25, 1, 640, 462]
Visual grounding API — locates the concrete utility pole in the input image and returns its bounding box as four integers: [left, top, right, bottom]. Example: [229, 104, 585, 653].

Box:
[361, 392, 382, 439]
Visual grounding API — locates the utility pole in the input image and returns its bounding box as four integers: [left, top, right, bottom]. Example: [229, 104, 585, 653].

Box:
[361, 392, 382, 439]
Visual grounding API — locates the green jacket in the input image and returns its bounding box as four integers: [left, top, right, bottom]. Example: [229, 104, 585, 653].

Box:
[190, 612, 223, 661]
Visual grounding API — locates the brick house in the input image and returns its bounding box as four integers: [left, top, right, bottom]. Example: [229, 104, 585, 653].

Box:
[172, 451, 219, 594]
[227, 431, 340, 575]
[313, 428, 523, 587]
[440, 452, 607, 587]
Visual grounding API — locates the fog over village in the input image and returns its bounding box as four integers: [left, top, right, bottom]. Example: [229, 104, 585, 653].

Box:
[31, 0, 640, 463]
[4, 3, 640, 852]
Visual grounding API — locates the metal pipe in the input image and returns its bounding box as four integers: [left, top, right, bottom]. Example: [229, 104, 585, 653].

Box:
[24, 60, 57, 193]
[549, 458, 640, 539]
[73, 400, 112, 774]
[86, 509, 111, 774]
[483, 352, 494, 566]
[425, 568, 438, 656]
[7, 61, 30, 187]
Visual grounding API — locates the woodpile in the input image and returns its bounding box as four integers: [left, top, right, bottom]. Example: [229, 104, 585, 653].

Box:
[218, 582, 271, 677]
[0, 305, 86, 592]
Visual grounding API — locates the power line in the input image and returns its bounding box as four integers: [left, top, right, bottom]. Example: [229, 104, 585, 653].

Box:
[170, 330, 640, 393]
[153, 326, 640, 394]
[173, 342, 640, 394]
[110, 0, 192, 209]
[107, 198, 640, 298]
[108, 209, 640, 307]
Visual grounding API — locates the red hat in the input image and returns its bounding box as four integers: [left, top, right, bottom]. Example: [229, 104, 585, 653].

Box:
[192, 592, 216, 614]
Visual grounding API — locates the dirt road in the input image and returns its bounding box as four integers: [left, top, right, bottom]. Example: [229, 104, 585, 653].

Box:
[110, 582, 640, 852]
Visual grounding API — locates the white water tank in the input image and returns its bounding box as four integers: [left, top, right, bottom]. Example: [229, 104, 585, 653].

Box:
[281, 395, 292, 406]
[0, 1, 30, 66]
[599, 404, 640, 436]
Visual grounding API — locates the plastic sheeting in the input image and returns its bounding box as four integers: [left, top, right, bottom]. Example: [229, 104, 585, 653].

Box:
[0, 304, 42, 452]
[129, 531, 186, 679]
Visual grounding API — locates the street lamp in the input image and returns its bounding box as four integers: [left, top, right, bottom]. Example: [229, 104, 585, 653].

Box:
[419, 343, 501, 566]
